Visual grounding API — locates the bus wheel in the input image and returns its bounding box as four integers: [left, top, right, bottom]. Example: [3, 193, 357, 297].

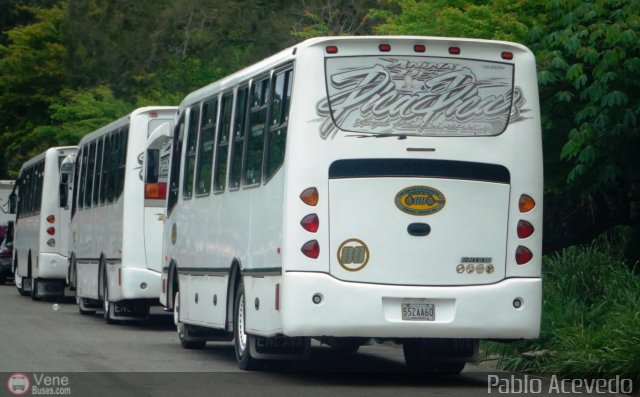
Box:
[31, 278, 41, 301]
[402, 340, 466, 374]
[173, 290, 206, 349]
[68, 255, 77, 291]
[103, 274, 116, 324]
[233, 281, 262, 370]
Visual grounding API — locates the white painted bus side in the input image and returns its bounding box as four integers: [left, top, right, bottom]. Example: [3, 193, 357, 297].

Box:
[163, 36, 543, 371]
[13, 147, 78, 299]
[70, 107, 177, 322]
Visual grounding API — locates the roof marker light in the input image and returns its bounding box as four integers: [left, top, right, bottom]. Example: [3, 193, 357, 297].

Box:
[326, 46, 338, 54]
[414, 44, 426, 53]
[449, 46, 461, 55]
[379, 44, 391, 52]
[501, 51, 514, 60]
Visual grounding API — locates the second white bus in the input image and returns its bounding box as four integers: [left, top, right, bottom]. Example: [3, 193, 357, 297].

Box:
[69, 107, 177, 323]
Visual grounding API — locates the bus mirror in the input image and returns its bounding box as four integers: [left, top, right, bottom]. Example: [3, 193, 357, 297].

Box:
[8, 192, 16, 214]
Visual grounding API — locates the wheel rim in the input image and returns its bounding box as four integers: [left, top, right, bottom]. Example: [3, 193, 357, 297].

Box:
[237, 292, 247, 353]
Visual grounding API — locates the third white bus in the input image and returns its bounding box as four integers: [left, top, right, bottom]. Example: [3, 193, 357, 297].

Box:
[69, 107, 177, 323]
[161, 36, 543, 371]
[12, 147, 78, 299]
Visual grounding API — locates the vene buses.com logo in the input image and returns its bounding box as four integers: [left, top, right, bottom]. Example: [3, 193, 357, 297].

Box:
[7, 373, 30, 396]
[395, 186, 446, 216]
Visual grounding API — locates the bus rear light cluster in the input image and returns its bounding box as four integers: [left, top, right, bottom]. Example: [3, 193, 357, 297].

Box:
[516, 194, 536, 265]
[300, 188, 320, 258]
[301, 240, 320, 259]
[300, 214, 319, 233]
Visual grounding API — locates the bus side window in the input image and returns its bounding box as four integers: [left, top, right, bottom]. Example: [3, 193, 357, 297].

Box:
[85, 141, 96, 208]
[214, 91, 233, 193]
[167, 113, 186, 215]
[195, 98, 218, 196]
[72, 148, 81, 216]
[183, 105, 200, 199]
[59, 171, 69, 208]
[93, 137, 104, 205]
[118, 126, 128, 198]
[101, 134, 111, 204]
[245, 76, 270, 186]
[229, 86, 248, 190]
[265, 68, 293, 181]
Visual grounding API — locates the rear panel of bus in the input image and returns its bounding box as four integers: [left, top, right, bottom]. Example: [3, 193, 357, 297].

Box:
[283, 38, 542, 295]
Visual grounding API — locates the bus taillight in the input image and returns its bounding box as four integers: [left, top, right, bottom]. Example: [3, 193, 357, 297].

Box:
[300, 187, 319, 206]
[515, 246, 533, 265]
[519, 194, 536, 213]
[301, 240, 320, 259]
[300, 214, 319, 233]
[46, 227, 55, 236]
[145, 182, 167, 199]
[517, 220, 534, 239]
[46, 215, 55, 223]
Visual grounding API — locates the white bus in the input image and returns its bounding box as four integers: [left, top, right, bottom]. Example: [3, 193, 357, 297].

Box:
[12, 147, 78, 299]
[69, 107, 177, 323]
[161, 36, 543, 371]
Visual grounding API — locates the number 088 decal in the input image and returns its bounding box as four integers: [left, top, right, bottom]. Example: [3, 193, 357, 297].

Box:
[337, 239, 370, 272]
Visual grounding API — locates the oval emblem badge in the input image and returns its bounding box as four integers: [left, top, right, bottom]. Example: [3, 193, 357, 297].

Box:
[337, 239, 370, 272]
[395, 186, 446, 216]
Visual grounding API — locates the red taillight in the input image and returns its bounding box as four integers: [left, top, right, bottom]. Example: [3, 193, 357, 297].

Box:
[301, 240, 320, 259]
[501, 51, 513, 60]
[162, 278, 166, 294]
[150, 112, 158, 118]
[517, 220, 535, 238]
[46, 227, 55, 236]
[449, 46, 461, 55]
[300, 187, 319, 206]
[300, 214, 319, 233]
[515, 246, 533, 265]
[519, 194, 536, 213]
[118, 268, 122, 286]
[145, 182, 167, 199]
[326, 46, 338, 54]
[275, 283, 280, 311]
[46, 215, 55, 224]
[414, 44, 426, 53]
[379, 44, 391, 52]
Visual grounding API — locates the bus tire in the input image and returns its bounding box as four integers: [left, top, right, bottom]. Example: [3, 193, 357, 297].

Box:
[173, 290, 206, 350]
[68, 254, 77, 291]
[233, 281, 262, 371]
[103, 272, 116, 324]
[402, 340, 466, 374]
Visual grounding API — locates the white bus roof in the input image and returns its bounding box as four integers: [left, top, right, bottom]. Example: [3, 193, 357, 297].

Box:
[178, 35, 531, 111]
[77, 106, 178, 145]
[19, 146, 77, 171]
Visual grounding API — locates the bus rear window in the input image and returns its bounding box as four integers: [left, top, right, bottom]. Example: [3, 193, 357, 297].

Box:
[319, 56, 524, 138]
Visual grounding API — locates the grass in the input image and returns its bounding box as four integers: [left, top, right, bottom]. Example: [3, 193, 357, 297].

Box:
[484, 239, 640, 391]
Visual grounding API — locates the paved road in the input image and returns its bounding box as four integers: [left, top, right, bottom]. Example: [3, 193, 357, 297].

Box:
[0, 283, 625, 397]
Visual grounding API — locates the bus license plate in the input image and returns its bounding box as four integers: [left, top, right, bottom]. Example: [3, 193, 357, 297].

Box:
[401, 303, 435, 321]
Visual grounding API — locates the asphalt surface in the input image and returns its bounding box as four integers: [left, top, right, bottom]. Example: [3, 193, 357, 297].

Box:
[0, 283, 627, 397]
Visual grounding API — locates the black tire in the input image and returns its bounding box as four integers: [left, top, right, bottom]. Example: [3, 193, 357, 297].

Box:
[174, 290, 206, 349]
[403, 341, 466, 374]
[103, 272, 116, 324]
[31, 277, 41, 301]
[68, 255, 77, 291]
[233, 281, 262, 370]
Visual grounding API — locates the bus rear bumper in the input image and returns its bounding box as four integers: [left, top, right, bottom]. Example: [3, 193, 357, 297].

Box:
[280, 273, 541, 339]
[36, 252, 69, 279]
[119, 267, 161, 300]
